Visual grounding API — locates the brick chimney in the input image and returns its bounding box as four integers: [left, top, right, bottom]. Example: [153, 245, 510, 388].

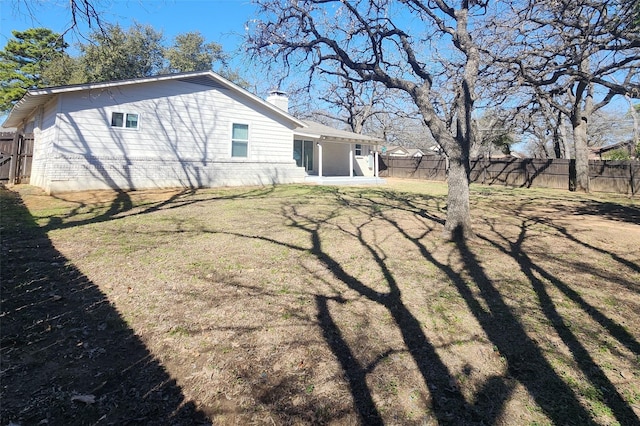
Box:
[266, 90, 289, 112]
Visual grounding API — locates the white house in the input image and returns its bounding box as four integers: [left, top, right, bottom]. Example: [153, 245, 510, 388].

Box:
[294, 120, 381, 179]
[380, 145, 426, 158]
[2, 71, 382, 193]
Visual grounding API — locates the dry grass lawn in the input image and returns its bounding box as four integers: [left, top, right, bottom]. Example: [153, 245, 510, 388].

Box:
[1, 179, 639, 425]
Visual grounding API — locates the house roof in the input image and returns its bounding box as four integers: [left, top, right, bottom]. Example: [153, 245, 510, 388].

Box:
[294, 120, 383, 144]
[390, 147, 425, 157]
[406, 148, 425, 157]
[2, 71, 307, 129]
[380, 145, 428, 156]
[590, 140, 636, 155]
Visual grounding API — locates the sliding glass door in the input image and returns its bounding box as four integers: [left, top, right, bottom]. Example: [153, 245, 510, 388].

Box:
[294, 140, 314, 172]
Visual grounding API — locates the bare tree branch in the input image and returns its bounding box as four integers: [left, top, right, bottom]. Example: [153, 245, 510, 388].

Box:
[246, 0, 486, 239]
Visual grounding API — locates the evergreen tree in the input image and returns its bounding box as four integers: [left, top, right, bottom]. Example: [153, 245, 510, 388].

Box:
[0, 28, 67, 112]
[79, 23, 164, 82]
[41, 54, 85, 86]
[163, 31, 248, 87]
[164, 31, 226, 73]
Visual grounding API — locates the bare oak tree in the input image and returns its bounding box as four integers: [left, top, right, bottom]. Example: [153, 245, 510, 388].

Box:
[312, 78, 426, 148]
[316, 78, 388, 134]
[512, 99, 570, 159]
[13, 0, 105, 35]
[247, 0, 490, 239]
[493, 0, 640, 192]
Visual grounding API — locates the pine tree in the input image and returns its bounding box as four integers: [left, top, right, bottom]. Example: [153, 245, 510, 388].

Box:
[0, 28, 67, 112]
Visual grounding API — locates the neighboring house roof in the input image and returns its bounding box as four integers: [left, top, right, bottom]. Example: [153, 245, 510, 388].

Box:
[294, 120, 383, 144]
[380, 145, 427, 157]
[2, 71, 307, 129]
[380, 144, 400, 153]
[590, 140, 637, 157]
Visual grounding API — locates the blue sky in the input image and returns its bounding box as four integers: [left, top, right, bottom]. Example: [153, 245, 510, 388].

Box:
[0, 0, 632, 120]
[0, 0, 272, 123]
[1, 0, 257, 60]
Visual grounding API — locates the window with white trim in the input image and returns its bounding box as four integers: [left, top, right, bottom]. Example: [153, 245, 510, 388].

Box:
[111, 112, 139, 129]
[355, 143, 363, 156]
[232, 123, 249, 157]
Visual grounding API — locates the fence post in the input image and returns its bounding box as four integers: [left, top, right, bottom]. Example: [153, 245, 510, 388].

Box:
[483, 155, 487, 184]
[631, 161, 637, 197]
[7, 132, 21, 185]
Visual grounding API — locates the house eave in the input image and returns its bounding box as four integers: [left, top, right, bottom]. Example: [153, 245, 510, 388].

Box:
[320, 136, 382, 144]
[2, 93, 57, 128]
[294, 120, 383, 145]
[294, 131, 323, 140]
[293, 132, 383, 145]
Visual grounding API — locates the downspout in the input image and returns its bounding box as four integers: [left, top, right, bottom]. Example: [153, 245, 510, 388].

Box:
[318, 142, 323, 177]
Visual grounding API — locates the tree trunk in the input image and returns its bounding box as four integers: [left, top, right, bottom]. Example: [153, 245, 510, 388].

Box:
[570, 60, 594, 193]
[415, 92, 474, 240]
[572, 115, 590, 192]
[627, 95, 639, 153]
[553, 137, 562, 159]
[443, 5, 477, 241]
[443, 155, 473, 240]
[553, 110, 564, 158]
[558, 117, 568, 158]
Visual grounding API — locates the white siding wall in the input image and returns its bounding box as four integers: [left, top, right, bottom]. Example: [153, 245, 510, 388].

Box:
[354, 145, 375, 177]
[29, 98, 59, 189]
[40, 80, 304, 192]
[319, 142, 350, 176]
[311, 142, 376, 177]
[354, 156, 375, 177]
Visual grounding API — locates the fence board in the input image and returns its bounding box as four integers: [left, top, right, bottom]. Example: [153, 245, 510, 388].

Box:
[0, 132, 16, 181]
[17, 135, 34, 184]
[380, 155, 640, 195]
[0, 132, 34, 184]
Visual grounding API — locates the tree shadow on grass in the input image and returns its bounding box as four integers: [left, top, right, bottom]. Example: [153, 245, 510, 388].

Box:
[210, 203, 469, 423]
[477, 219, 639, 424]
[375, 215, 596, 424]
[315, 294, 384, 425]
[0, 188, 209, 425]
[512, 198, 640, 277]
[480, 204, 640, 355]
[573, 200, 640, 226]
[207, 192, 542, 422]
[17, 183, 638, 424]
[351, 190, 637, 424]
[42, 185, 279, 232]
[218, 199, 513, 424]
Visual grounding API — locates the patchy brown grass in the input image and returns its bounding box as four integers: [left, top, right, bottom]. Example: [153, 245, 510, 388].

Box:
[2, 179, 639, 425]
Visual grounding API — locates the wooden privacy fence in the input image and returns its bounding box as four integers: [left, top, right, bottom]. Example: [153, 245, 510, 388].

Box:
[378, 156, 640, 195]
[0, 133, 13, 180]
[0, 132, 34, 184]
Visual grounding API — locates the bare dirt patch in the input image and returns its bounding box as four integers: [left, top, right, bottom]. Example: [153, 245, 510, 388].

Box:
[2, 180, 639, 425]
